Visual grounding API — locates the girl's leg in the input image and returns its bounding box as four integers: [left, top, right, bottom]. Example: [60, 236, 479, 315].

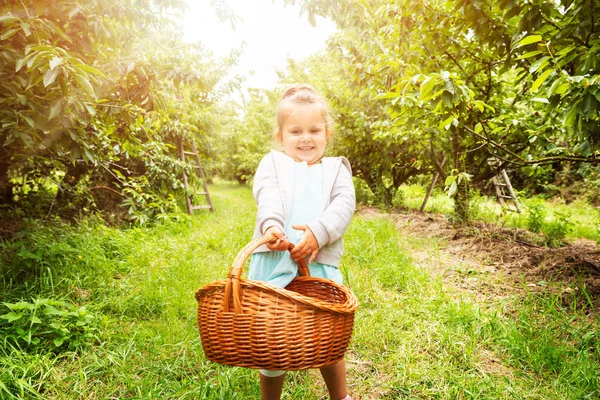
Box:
[319, 359, 349, 400]
[259, 370, 286, 400]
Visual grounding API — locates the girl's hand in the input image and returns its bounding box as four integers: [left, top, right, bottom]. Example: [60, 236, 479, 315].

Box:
[264, 226, 290, 251]
[290, 224, 319, 263]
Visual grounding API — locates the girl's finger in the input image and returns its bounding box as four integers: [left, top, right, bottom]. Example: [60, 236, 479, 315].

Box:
[308, 249, 318, 264]
[291, 224, 307, 231]
[291, 240, 305, 255]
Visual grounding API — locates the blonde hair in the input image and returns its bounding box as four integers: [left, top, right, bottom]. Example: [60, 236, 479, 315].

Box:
[274, 84, 332, 141]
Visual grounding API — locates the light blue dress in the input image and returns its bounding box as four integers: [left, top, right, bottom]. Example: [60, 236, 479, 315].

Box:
[249, 161, 343, 287]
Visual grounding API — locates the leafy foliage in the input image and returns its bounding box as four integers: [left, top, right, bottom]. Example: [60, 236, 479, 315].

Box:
[282, 0, 599, 216]
[214, 89, 276, 184]
[0, 299, 99, 352]
[0, 0, 237, 223]
[527, 201, 548, 233]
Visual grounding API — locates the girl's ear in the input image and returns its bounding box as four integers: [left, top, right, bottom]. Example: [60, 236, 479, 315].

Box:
[326, 127, 332, 138]
[273, 129, 283, 143]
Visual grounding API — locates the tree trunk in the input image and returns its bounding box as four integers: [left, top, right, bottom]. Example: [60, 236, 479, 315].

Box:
[0, 157, 12, 204]
[360, 169, 394, 208]
[54, 161, 88, 210]
[420, 155, 446, 212]
[452, 127, 470, 223]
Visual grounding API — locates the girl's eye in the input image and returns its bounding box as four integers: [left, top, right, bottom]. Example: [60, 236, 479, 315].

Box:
[311, 129, 321, 134]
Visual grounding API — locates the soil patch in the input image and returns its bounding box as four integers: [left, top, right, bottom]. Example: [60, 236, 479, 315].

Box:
[358, 207, 600, 309]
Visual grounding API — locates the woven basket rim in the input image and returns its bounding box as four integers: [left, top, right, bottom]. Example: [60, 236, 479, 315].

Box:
[196, 276, 358, 315]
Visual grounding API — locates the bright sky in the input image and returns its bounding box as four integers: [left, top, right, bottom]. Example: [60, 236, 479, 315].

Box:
[181, 0, 336, 93]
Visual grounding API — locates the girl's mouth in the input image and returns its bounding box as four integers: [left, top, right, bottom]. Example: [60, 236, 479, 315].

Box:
[298, 146, 314, 150]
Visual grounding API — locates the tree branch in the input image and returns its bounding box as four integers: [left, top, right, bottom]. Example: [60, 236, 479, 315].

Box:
[429, 141, 447, 179]
[587, 0, 595, 45]
[464, 125, 600, 165]
[90, 185, 122, 197]
[444, 51, 465, 72]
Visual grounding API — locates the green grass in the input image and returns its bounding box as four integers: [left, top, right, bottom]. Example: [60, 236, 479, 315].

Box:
[1, 183, 599, 399]
[397, 184, 600, 243]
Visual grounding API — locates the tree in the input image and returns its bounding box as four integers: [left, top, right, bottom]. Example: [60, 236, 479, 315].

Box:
[0, 0, 235, 222]
[284, 0, 599, 217]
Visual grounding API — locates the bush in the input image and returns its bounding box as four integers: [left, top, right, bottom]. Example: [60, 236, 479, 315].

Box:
[392, 186, 405, 209]
[353, 176, 375, 205]
[527, 202, 547, 233]
[542, 211, 573, 247]
[0, 299, 100, 353]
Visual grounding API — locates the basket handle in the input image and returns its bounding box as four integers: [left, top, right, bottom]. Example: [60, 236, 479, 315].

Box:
[223, 234, 310, 313]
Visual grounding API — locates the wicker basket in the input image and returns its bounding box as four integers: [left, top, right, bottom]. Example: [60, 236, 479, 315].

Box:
[195, 234, 359, 370]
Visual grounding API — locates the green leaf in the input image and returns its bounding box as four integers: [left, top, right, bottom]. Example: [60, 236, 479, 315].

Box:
[442, 91, 453, 107]
[443, 78, 455, 95]
[529, 56, 549, 73]
[53, 337, 65, 347]
[82, 146, 96, 164]
[573, 140, 592, 156]
[444, 175, 456, 186]
[517, 50, 543, 59]
[20, 22, 31, 36]
[439, 115, 455, 130]
[49, 99, 63, 120]
[419, 76, 438, 100]
[504, 5, 522, 20]
[582, 92, 597, 116]
[474, 123, 483, 133]
[75, 63, 106, 78]
[21, 115, 34, 127]
[548, 77, 569, 96]
[474, 101, 484, 112]
[49, 56, 63, 70]
[68, 7, 81, 18]
[448, 181, 457, 198]
[0, 28, 19, 40]
[15, 57, 27, 72]
[0, 312, 23, 322]
[85, 103, 96, 116]
[531, 97, 549, 103]
[531, 69, 552, 93]
[74, 74, 95, 98]
[0, 16, 20, 24]
[516, 35, 543, 48]
[308, 12, 316, 27]
[70, 142, 81, 164]
[555, 45, 575, 58]
[43, 68, 59, 87]
[562, 100, 581, 126]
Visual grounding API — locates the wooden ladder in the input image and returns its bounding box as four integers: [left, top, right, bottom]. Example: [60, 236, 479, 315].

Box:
[177, 137, 214, 215]
[491, 168, 521, 213]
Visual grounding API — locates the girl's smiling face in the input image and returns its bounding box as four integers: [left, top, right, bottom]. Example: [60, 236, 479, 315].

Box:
[279, 103, 329, 165]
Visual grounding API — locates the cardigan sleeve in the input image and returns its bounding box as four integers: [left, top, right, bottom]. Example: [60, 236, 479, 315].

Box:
[253, 153, 285, 234]
[306, 162, 356, 247]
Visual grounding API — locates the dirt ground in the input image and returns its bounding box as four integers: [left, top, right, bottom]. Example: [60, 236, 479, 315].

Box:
[358, 207, 600, 311]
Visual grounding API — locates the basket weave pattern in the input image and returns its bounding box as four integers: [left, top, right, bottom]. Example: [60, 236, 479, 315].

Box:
[195, 235, 359, 370]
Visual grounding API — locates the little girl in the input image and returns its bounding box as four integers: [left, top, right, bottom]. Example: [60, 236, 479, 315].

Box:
[249, 84, 355, 400]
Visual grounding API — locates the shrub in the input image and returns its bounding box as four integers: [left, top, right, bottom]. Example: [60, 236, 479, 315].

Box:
[0, 299, 100, 353]
[542, 211, 573, 247]
[527, 202, 547, 233]
[392, 186, 405, 209]
[353, 176, 375, 205]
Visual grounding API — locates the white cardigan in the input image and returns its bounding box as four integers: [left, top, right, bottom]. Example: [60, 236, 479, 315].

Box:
[252, 150, 356, 267]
